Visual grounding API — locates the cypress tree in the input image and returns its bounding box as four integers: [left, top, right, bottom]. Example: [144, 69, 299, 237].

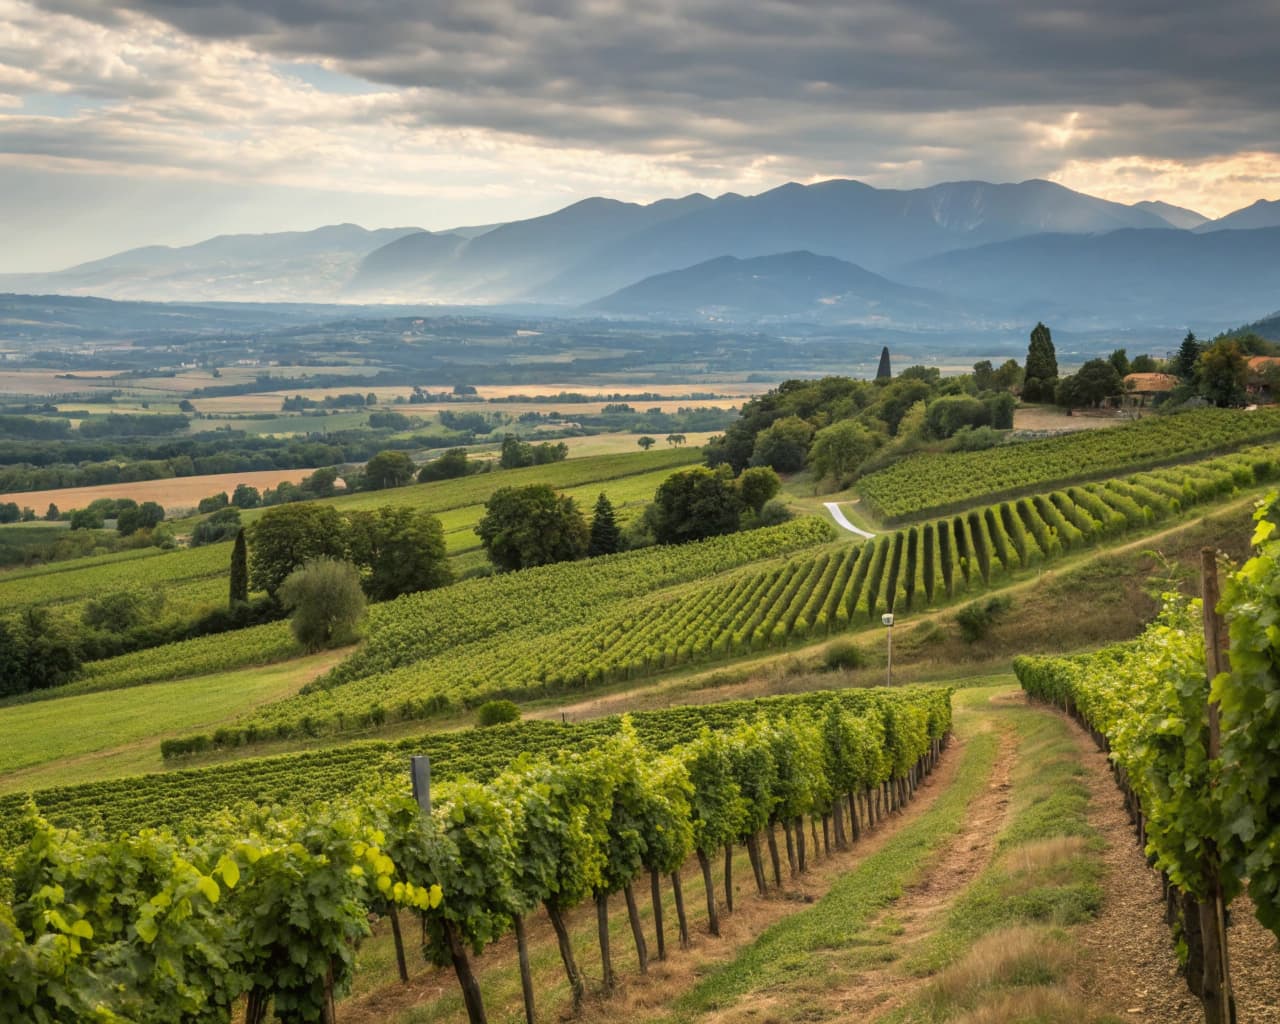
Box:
[230, 528, 249, 606]
[588, 493, 621, 557]
[1174, 331, 1202, 383]
[1024, 322, 1058, 401]
[875, 346, 892, 381]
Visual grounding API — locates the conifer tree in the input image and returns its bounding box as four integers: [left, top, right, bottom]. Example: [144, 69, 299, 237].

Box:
[1023, 322, 1059, 401]
[588, 493, 621, 557]
[230, 527, 249, 606]
[875, 346, 892, 380]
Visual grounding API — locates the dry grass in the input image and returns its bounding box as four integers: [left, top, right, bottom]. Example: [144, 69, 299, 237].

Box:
[929, 927, 1069, 1006]
[2, 468, 313, 513]
[1004, 837, 1089, 875]
[1011, 407, 1124, 432]
[951, 984, 1092, 1024]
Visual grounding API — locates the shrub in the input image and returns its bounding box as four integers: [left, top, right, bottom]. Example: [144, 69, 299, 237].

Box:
[476, 700, 521, 727]
[955, 595, 1014, 644]
[824, 639, 866, 671]
[278, 558, 367, 652]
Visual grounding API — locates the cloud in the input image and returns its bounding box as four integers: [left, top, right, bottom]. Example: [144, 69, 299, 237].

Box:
[0, 0, 1277, 268]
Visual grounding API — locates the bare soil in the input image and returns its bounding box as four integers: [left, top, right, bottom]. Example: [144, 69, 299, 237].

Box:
[1, 468, 313, 515]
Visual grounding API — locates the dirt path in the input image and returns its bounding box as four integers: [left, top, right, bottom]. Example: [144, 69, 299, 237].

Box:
[1061, 705, 1280, 1024]
[817, 725, 1019, 1021]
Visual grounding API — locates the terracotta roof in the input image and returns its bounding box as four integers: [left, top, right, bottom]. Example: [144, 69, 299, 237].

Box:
[1123, 372, 1177, 392]
[1248, 356, 1280, 370]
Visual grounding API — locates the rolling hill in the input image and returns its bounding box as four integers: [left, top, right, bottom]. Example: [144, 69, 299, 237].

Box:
[585, 251, 966, 324]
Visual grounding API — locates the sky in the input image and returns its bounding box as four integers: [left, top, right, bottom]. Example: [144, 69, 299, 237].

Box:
[1, 0, 1278, 272]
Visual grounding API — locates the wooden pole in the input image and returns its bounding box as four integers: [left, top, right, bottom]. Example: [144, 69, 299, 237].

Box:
[1199, 549, 1236, 1024]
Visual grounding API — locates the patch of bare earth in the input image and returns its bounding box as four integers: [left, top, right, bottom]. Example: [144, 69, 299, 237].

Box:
[1061, 707, 1280, 1023]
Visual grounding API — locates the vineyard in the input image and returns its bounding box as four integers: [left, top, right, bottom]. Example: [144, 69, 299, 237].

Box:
[170, 444, 1280, 754]
[857, 406, 1280, 522]
[1015, 499, 1280, 1018]
[0, 686, 950, 1023]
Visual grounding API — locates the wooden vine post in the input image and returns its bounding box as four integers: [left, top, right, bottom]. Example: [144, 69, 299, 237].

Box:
[412, 756, 490, 1024]
[1199, 550, 1236, 1024]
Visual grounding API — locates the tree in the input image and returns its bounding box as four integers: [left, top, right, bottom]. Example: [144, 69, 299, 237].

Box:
[666, 434, 686, 447]
[69, 508, 103, 531]
[1055, 359, 1122, 409]
[232, 483, 261, 509]
[637, 436, 656, 451]
[230, 528, 249, 606]
[197, 492, 229, 514]
[1108, 348, 1131, 378]
[418, 448, 470, 483]
[178, 399, 195, 412]
[925, 395, 989, 439]
[300, 466, 340, 497]
[1174, 332, 1202, 383]
[476, 485, 590, 571]
[749, 416, 814, 472]
[117, 501, 164, 536]
[992, 358, 1024, 391]
[736, 466, 781, 512]
[875, 347, 892, 381]
[363, 450, 415, 490]
[1023, 322, 1058, 401]
[588, 493, 621, 557]
[1130, 353, 1159, 373]
[346, 506, 453, 600]
[82, 587, 163, 634]
[500, 435, 534, 468]
[648, 466, 743, 544]
[1197, 339, 1248, 407]
[44, 503, 59, 521]
[278, 558, 366, 652]
[191, 507, 242, 547]
[0, 502, 20, 524]
[249, 504, 347, 595]
[809, 420, 878, 488]
[972, 360, 995, 391]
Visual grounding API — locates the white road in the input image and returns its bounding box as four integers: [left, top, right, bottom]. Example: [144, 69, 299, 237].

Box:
[823, 502, 876, 538]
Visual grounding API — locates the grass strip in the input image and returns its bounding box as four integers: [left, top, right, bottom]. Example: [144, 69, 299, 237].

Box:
[667, 726, 1001, 1022]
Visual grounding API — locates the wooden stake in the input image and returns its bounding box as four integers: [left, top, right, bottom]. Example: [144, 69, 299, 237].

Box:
[1200, 548, 1236, 1024]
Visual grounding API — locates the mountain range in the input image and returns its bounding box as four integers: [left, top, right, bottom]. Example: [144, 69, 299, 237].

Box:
[3, 178, 1278, 330]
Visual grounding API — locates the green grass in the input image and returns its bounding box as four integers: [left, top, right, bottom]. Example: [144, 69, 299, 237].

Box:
[906, 704, 1100, 980]
[666, 724, 1001, 1022]
[0, 650, 343, 788]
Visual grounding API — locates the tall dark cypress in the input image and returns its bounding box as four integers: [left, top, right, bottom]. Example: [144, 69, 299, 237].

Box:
[588, 493, 621, 557]
[876, 346, 892, 381]
[230, 528, 249, 606]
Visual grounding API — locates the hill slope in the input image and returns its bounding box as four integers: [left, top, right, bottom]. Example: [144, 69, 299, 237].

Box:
[585, 251, 963, 324]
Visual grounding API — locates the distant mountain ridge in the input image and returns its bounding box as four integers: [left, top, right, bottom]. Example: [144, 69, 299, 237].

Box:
[2, 179, 1276, 332]
[0, 224, 422, 303]
[586, 251, 967, 324]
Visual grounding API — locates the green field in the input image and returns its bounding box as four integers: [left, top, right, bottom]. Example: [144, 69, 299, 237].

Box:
[0, 649, 346, 789]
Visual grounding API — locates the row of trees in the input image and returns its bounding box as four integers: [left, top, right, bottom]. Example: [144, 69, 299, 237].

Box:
[472, 466, 783, 572]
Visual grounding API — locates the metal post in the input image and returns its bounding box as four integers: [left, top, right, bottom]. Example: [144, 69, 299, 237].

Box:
[410, 755, 431, 815]
[882, 612, 895, 686]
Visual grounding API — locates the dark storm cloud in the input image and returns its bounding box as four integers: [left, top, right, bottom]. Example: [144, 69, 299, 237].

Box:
[30, 0, 1280, 169]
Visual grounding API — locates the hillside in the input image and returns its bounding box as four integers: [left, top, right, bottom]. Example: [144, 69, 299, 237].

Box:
[899, 226, 1280, 327]
[584, 251, 965, 324]
[0, 224, 421, 303]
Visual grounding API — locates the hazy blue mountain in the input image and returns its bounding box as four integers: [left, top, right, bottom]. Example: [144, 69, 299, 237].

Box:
[346, 193, 717, 301]
[533, 178, 1173, 303]
[899, 227, 1280, 328]
[1196, 199, 1280, 232]
[585, 251, 965, 325]
[0, 224, 421, 302]
[1132, 200, 1209, 229]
